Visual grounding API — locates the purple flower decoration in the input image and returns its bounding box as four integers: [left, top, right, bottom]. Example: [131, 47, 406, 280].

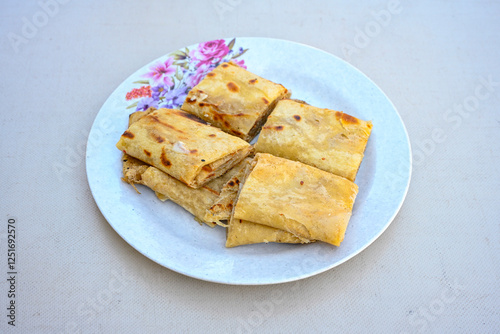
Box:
[151, 84, 168, 99]
[160, 86, 188, 109]
[144, 58, 175, 86]
[136, 97, 158, 111]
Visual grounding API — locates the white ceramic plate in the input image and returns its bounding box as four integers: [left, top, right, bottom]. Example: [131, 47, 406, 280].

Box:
[86, 37, 411, 285]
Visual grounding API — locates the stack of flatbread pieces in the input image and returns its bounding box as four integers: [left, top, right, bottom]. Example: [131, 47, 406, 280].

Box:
[116, 62, 372, 248]
[117, 107, 253, 227]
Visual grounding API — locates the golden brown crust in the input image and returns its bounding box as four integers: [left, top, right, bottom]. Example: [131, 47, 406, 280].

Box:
[232, 153, 359, 246]
[225, 156, 311, 247]
[116, 108, 252, 188]
[225, 218, 310, 248]
[254, 99, 372, 181]
[118, 109, 253, 228]
[181, 62, 290, 141]
[128, 107, 156, 125]
[140, 167, 218, 227]
[120, 109, 158, 193]
[128, 157, 251, 228]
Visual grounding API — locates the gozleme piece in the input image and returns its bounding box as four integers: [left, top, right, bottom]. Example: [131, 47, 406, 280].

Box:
[181, 62, 290, 141]
[119, 110, 249, 227]
[254, 99, 372, 181]
[121, 153, 169, 202]
[205, 157, 252, 223]
[225, 156, 310, 247]
[116, 108, 252, 188]
[226, 218, 310, 248]
[138, 158, 250, 227]
[233, 153, 359, 246]
[141, 167, 220, 227]
[120, 108, 157, 193]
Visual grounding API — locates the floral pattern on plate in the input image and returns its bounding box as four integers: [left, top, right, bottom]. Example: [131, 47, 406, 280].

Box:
[125, 38, 248, 111]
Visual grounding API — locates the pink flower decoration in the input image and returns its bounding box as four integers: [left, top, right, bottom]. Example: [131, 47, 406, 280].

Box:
[231, 59, 247, 69]
[186, 64, 212, 87]
[190, 39, 229, 67]
[144, 58, 175, 86]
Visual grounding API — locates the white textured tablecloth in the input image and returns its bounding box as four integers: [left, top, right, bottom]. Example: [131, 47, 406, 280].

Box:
[1, 1, 499, 333]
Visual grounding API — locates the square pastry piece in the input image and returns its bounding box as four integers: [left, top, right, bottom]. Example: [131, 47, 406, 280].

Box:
[181, 62, 290, 141]
[232, 153, 359, 246]
[116, 108, 252, 188]
[254, 99, 373, 181]
[119, 109, 252, 228]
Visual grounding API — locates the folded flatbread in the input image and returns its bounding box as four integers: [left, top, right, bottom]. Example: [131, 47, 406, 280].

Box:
[181, 62, 291, 141]
[121, 152, 251, 228]
[225, 156, 311, 247]
[232, 153, 359, 246]
[142, 158, 251, 226]
[121, 146, 305, 243]
[254, 99, 372, 181]
[116, 108, 252, 188]
[120, 107, 156, 193]
[120, 109, 249, 227]
[226, 218, 309, 248]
